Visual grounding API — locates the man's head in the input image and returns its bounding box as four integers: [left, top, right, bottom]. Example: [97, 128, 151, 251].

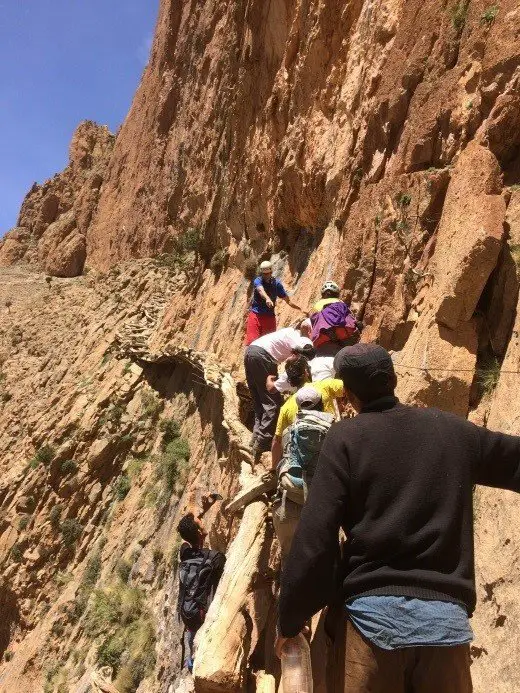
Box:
[333, 343, 397, 411]
[299, 318, 312, 338]
[295, 386, 324, 411]
[177, 513, 205, 548]
[259, 260, 273, 280]
[321, 280, 340, 299]
[285, 354, 311, 388]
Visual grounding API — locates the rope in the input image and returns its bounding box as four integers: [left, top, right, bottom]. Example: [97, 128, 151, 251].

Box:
[393, 363, 520, 374]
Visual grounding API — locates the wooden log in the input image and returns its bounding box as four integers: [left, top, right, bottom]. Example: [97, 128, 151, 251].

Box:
[226, 474, 277, 514]
[193, 500, 268, 693]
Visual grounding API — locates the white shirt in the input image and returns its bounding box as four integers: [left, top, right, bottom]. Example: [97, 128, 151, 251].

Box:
[251, 327, 313, 363]
[274, 356, 335, 393]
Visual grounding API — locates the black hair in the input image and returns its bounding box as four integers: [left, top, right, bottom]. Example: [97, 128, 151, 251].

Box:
[285, 355, 311, 388]
[293, 343, 316, 360]
[177, 513, 200, 546]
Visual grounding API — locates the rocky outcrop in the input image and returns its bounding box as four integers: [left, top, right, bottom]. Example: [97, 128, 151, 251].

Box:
[0, 121, 114, 276]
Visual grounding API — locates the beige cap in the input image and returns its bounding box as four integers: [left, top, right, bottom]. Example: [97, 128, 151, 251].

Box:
[259, 261, 272, 271]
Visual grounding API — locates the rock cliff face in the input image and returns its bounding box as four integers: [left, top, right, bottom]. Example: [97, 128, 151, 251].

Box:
[1, 0, 520, 691]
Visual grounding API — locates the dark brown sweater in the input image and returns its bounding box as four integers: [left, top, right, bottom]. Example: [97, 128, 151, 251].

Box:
[279, 397, 520, 637]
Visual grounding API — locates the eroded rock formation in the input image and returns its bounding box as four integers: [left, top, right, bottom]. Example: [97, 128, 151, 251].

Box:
[1, 0, 520, 692]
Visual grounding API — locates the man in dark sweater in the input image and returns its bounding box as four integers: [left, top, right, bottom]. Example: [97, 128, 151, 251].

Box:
[276, 343, 520, 692]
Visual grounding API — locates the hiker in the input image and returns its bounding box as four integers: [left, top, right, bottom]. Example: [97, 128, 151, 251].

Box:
[309, 281, 363, 355]
[177, 493, 225, 673]
[311, 280, 344, 314]
[245, 261, 304, 345]
[276, 343, 520, 693]
[270, 354, 344, 471]
[245, 324, 313, 456]
[272, 386, 334, 560]
[269, 321, 335, 393]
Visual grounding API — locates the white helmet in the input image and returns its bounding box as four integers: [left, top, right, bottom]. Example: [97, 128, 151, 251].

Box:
[321, 280, 340, 295]
[259, 261, 273, 271]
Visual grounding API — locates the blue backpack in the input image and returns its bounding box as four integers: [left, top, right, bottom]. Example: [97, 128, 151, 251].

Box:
[277, 410, 334, 504]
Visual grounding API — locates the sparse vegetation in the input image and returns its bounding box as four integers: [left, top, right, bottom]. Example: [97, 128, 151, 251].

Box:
[0, 391, 12, 403]
[116, 558, 132, 583]
[19, 514, 30, 531]
[60, 459, 78, 475]
[509, 243, 520, 268]
[210, 248, 229, 273]
[154, 228, 202, 271]
[10, 543, 23, 562]
[100, 401, 125, 428]
[156, 438, 191, 494]
[159, 417, 181, 447]
[5, 298, 12, 313]
[396, 192, 412, 208]
[50, 504, 63, 531]
[153, 549, 164, 563]
[115, 474, 131, 501]
[4, 650, 13, 662]
[450, 0, 470, 30]
[84, 583, 156, 691]
[481, 5, 498, 25]
[141, 390, 163, 421]
[35, 444, 55, 465]
[61, 518, 83, 548]
[477, 358, 501, 395]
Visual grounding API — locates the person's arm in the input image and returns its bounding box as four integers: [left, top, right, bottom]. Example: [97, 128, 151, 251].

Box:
[267, 372, 294, 394]
[474, 426, 520, 491]
[282, 295, 304, 312]
[322, 378, 344, 401]
[254, 277, 274, 309]
[278, 427, 349, 638]
[271, 434, 283, 470]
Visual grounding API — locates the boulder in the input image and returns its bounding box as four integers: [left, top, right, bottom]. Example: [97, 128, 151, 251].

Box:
[432, 143, 505, 330]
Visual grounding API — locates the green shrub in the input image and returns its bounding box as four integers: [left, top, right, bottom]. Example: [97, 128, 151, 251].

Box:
[210, 249, 229, 273]
[50, 504, 62, 531]
[18, 515, 30, 531]
[450, 0, 469, 29]
[157, 438, 190, 493]
[141, 391, 163, 421]
[115, 474, 131, 501]
[10, 543, 22, 562]
[4, 650, 13, 662]
[60, 459, 78, 475]
[481, 5, 498, 24]
[101, 401, 125, 427]
[28, 457, 39, 470]
[0, 391, 12, 403]
[153, 549, 164, 563]
[35, 445, 55, 465]
[477, 358, 501, 395]
[61, 518, 83, 548]
[83, 553, 102, 589]
[159, 418, 181, 447]
[116, 559, 132, 584]
[396, 192, 412, 208]
[97, 634, 125, 671]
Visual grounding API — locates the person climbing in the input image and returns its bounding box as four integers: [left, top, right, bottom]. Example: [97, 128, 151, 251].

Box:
[245, 323, 313, 457]
[272, 386, 334, 560]
[270, 354, 344, 472]
[276, 343, 520, 693]
[311, 280, 344, 314]
[177, 492, 225, 673]
[309, 281, 363, 354]
[245, 260, 304, 346]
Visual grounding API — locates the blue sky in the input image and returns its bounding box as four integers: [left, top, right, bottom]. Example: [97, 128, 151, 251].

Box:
[0, 1, 158, 233]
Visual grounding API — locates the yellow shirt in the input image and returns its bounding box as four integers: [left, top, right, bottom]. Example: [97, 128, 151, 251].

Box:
[275, 378, 344, 437]
[311, 297, 343, 313]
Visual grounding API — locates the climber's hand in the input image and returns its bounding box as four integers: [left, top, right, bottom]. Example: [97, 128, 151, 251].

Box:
[275, 635, 288, 659]
[266, 298, 274, 309]
[275, 626, 310, 658]
[261, 469, 276, 483]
